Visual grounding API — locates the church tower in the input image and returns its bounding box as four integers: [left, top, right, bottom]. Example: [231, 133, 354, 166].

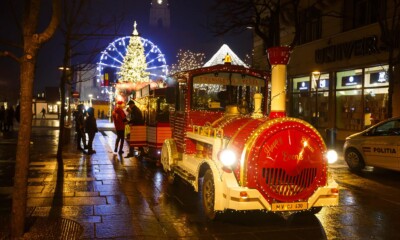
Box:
[149, 0, 170, 28]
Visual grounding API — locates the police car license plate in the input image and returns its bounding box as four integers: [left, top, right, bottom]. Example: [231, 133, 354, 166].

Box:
[271, 202, 308, 211]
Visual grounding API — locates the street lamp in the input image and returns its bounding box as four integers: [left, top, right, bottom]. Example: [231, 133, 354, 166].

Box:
[312, 71, 321, 129]
[108, 91, 114, 122]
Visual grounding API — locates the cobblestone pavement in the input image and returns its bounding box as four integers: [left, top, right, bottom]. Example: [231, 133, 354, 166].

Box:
[0, 119, 144, 239]
[0, 119, 350, 239]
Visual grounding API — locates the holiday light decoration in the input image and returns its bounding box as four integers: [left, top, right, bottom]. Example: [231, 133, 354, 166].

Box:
[203, 44, 248, 67]
[96, 22, 168, 99]
[118, 21, 150, 83]
[170, 49, 206, 75]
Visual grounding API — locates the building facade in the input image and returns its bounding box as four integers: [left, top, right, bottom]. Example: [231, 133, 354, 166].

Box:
[149, 0, 170, 28]
[252, 0, 400, 143]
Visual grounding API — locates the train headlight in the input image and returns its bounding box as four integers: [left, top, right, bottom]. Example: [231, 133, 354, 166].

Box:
[326, 150, 338, 164]
[219, 149, 237, 167]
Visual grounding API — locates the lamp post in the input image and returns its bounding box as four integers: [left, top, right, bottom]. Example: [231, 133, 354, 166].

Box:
[58, 66, 72, 126]
[312, 71, 321, 129]
[108, 90, 114, 122]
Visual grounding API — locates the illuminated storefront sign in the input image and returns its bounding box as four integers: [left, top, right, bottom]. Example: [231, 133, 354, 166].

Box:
[342, 75, 362, 86]
[315, 35, 379, 64]
[297, 81, 309, 91]
[370, 72, 387, 84]
[319, 79, 329, 89]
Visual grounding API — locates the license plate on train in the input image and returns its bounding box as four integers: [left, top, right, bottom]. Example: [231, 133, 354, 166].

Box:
[271, 202, 308, 211]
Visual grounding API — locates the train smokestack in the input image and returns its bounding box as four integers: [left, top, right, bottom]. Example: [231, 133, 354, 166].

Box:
[267, 47, 291, 118]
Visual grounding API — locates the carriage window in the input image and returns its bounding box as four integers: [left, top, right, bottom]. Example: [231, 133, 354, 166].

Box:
[192, 73, 265, 112]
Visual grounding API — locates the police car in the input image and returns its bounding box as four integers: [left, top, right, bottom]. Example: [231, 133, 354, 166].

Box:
[343, 117, 400, 172]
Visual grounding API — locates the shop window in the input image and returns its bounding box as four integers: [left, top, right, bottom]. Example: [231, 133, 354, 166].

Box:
[364, 88, 388, 126]
[311, 73, 330, 128]
[336, 90, 363, 130]
[336, 66, 389, 131]
[291, 76, 310, 120]
[292, 74, 330, 128]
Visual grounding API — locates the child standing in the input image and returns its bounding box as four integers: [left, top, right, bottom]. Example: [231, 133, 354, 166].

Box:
[85, 107, 98, 154]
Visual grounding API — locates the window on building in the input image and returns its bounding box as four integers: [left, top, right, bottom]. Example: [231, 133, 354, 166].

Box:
[336, 66, 388, 130]
[344, 0, 384, 30]
[298, 7, 322, 44]
[291, 76, 312, 122]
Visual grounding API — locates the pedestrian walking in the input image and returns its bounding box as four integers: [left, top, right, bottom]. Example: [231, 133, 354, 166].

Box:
[75, 104, 87, 150]
[112, 101, 127, 154]
[85, 107, 98, 154]
[41, 107, 46, 119]
[5, 106, 14, 131]
[0, 105, 5, 132]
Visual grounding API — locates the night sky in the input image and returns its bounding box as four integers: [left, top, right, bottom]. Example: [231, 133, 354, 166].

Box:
[0, 0, 252, 104]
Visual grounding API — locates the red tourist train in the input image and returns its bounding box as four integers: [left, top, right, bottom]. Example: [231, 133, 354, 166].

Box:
[157, 47, 339, 219]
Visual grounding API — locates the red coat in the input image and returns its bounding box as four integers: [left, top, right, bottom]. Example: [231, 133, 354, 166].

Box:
[112, 107, 127, 131]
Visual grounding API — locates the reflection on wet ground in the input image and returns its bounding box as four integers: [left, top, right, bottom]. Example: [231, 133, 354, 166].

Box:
[0, 120, 399, 239]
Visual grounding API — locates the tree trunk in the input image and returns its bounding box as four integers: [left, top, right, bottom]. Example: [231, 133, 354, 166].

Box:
[10, 0, 60, 238]
[11, 58, 35, 239]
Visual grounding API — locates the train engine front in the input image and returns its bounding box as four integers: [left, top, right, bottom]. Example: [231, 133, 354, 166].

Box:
[161, 47, 339, 220]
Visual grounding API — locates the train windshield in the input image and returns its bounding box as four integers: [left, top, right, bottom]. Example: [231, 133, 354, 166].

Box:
[192, 72, 266, 112]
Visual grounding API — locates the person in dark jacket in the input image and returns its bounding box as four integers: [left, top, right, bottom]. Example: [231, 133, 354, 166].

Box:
[0, 105, 5, 132]
[85, 107, 98, 154]
[127, 100, 144, 125]
[125, 100, 144, 157]
[5, 106, 14, 132]
[75, 104, 87, 150]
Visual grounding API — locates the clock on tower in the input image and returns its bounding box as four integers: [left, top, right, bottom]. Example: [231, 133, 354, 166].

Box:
[150, 0, 170, 28]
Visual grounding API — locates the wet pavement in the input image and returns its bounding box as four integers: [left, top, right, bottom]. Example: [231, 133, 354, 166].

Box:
[1, 119, 399, 239]
[0, 119, 138, 239]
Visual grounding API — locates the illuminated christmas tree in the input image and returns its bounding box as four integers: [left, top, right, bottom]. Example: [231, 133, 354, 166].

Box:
[118, 21, 150, 83]
[170, 49, 206, 74]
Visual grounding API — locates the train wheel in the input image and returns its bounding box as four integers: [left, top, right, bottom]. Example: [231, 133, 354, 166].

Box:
[202, 169, 216, 220]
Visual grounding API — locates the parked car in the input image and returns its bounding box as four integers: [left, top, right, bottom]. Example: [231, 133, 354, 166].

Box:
[343, 117, 400, 172]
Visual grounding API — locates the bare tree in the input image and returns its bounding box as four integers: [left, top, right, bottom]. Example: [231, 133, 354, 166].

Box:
[208, 0, 301, 49]
[377, 0, 400, 118]
[56, 0, 124, 162]
[0, 0, 61, 238]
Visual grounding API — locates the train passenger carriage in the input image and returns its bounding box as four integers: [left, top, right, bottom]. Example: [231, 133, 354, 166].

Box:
[127, 85, 172, 160]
